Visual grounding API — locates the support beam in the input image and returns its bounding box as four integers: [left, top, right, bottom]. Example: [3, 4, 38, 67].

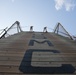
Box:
[54, 22, 73, 40]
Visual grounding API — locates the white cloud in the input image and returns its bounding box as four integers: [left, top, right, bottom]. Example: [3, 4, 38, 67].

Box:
[54, 0, 76, 11]
[55, 0, 64, 10]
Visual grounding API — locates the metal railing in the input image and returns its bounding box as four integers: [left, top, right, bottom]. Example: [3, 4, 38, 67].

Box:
[0, 21, 22, 39]
[53, 22, 73, 40]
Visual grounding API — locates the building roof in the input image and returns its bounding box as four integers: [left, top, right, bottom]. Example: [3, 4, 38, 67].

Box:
[0, 31, 76, 75]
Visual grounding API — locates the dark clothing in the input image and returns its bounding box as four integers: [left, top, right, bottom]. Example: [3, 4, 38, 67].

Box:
[30, 26, 33, 31]
[43, 27, 47, 32]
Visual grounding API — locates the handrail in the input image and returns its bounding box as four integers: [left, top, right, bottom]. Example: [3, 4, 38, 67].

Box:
[0, 27, 8, 39]
[0, 21, 22, 39]
[54, 22, 73, 40]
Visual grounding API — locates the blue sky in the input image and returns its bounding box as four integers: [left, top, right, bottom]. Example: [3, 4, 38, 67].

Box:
[0, 0, 76, 35]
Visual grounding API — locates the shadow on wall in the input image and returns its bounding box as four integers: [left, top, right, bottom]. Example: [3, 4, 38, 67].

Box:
[19, 49, 75, 74]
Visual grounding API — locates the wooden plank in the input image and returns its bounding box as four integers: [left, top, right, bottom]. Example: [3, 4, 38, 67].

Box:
[0, 53, 24, 57]
[0, 53, 76, 57]
[0, 61, 76, 66]
[31, 57, 76, 62]
[0, 57, 65, 62]
[0, 54, 76, 58]
[0, 66, 75, 73]
[0, 73, 76, 75]
[0, 51, 25, 53]
[31, 62, 76, 69]
[0, 65, 76, 74]
[0, 56, 23, 61]
[0, 61, 21, 66]
[0, 66, 21, 73]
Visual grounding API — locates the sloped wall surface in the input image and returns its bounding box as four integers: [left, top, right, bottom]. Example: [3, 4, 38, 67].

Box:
[0, 32, 76, 75]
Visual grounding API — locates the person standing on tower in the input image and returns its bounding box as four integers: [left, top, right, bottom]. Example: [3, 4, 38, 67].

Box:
[30, 26, 33, 31]
[43, 27, 47, 32]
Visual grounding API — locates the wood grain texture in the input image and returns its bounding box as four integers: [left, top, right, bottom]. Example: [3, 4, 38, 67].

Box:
[0, 32, 76, 74]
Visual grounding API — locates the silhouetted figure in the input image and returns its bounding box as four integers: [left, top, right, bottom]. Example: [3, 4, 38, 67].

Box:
[30, 26, 33, 31]
[43, 27, 47, 32]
